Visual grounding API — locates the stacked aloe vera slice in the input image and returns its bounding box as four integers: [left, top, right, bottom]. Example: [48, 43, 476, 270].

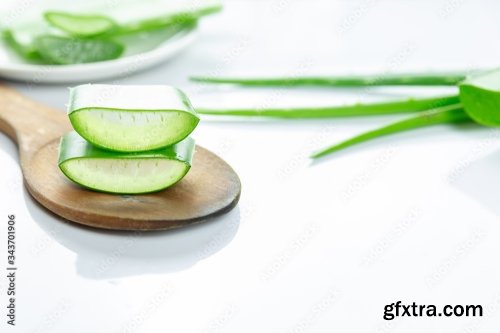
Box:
[58, 84, 199, 194]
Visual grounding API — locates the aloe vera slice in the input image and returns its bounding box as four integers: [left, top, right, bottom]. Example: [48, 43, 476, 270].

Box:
[44, 12, 117, 37]
[58, 132, 194, 194]
[34, 35, 124, 64]
[68, 84, 199, 152]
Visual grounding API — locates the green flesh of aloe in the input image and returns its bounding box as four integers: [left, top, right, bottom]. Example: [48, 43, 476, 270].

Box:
[44, 12, 117, 37]
[58, 132, 194, 194]
[68, 84, 199, 152]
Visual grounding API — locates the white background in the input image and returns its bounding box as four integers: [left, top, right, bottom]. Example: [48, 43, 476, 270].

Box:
[1, 0, 500, 332]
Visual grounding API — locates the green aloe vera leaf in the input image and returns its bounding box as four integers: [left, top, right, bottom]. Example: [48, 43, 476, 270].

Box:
[190, 73, 466, 87]
[113, 21, 196, 56]
[68, 84, 199, 152]
[1, 17, 54, 63]
[192, 68, 500, 158]
[34, 35, 124, 64]
[40, 1, 221, 37]
[2, 30, 42, 60]
[196, 95, 460, 118]
[311, 104, 471, 159]
[459, 68, 500, 127]
[58, 131, 194, 194]
[43, 2, 216, 37]
[44, 11, 117, 37]
[115, 2, 221, 35]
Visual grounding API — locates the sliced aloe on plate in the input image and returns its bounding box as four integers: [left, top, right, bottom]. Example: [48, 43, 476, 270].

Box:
[68, 84, 199, 152]
[44, 12, 117, 37]
[35, 35, 124, 64]
[58, 131, 194, 194]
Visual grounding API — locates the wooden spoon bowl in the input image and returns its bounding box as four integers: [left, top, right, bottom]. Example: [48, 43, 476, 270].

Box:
[0, 86, 241, 230]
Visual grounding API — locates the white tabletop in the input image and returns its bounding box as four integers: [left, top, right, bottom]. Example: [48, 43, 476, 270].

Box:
[1, 0, 500, 332]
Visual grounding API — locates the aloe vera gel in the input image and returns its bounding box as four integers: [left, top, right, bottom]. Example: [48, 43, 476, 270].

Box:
[68, 84, 199, 152]
[59, 132, 194, 194]
[59, 85, 198, 194]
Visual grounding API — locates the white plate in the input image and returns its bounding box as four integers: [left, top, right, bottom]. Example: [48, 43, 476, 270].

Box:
[0, 27, 198, 84]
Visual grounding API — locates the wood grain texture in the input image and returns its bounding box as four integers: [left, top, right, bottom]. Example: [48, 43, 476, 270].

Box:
[0, 85, 241, 230]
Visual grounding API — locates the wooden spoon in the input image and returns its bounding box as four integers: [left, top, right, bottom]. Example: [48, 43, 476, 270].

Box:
[0, 86, 241, 230]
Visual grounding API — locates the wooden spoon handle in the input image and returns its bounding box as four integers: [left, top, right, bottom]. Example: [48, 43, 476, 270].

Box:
[0, 86, 69, 159]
